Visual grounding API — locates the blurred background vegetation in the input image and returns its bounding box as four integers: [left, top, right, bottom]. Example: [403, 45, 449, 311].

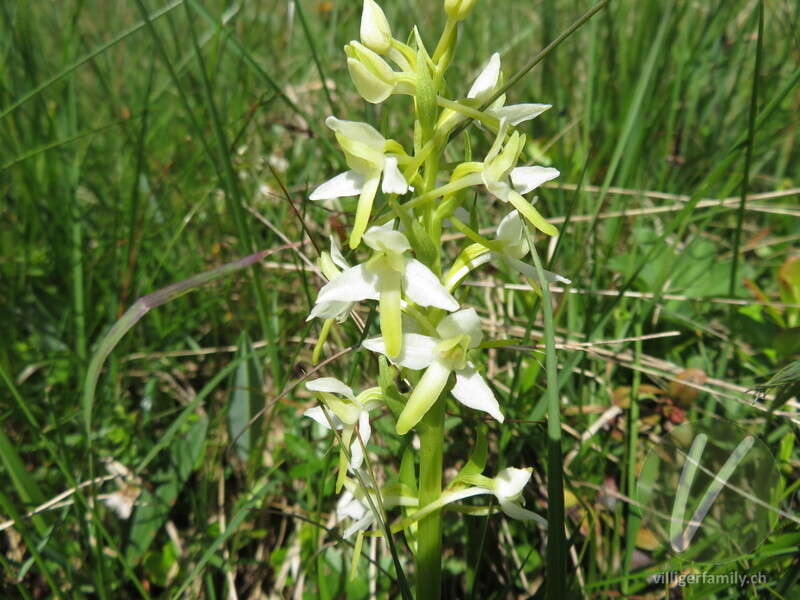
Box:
[1, 0, 799, 597]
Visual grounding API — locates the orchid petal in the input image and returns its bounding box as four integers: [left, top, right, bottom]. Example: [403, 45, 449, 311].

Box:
[402, 259, 460, 311]
[498, 498, 547, 524]
[329, 235, 349, 270]
[310, 170, 365, 200]
[509, 166, 559, 195]
[362, 333, 437, 370]
[489, 103, 551, 126]
[452, 365, 504, 423]
[304, 406, 344, 430]
[315, 264, 379, 304]
[436, 308, 483, 346]
[381, 156, 409, 195]
[502, 255, 571, 285]
[307, 299, 353, 321]
[468, 53, 501, 101]
[307, 377, 356, 399]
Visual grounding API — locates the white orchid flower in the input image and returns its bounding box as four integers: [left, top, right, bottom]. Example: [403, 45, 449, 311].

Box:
[437, 53, 551, 136]
[311, 222, 459, 358]
[445, 211, 571, 290]
[308, 236, 354, 323]
[337, 479, 418, 539]
[442, 467, 546, 524]
[363, 307, 502, 434]
[467, 53, 552, 126]
[310, 117, 409, 249]
[438, 119, 558, 236]
[304, 378, 383, 492]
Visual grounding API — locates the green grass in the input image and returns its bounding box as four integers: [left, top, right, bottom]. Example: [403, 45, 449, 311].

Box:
[2, 0, 799, 598]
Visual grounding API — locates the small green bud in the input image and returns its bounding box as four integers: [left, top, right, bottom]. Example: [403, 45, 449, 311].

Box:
[360, 0, 393, 54]
[345, 41, 398, 103]
[444, 0, 477, 21]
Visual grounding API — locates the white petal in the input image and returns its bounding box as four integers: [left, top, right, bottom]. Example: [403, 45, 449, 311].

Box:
[502, 255, 571, 285]
[316, 264, 380, 304]
[498, 498, 547, 524]
[452, 365, 504, 423]
[337, 490, 367, 520]
[495, 467, 532, 499]
[307, 299, 352, 321]
[436, 308, 483, 346]
[362, 223, 410, 254]
[329, 235, 349, 270]
[310, 170, 365, 200]
[489, 103, 551, 126]
[509, 166, 559, 195]
[349, 432, 365, 469]
[304, 406, 344, 430]
[496, 210, 524, 245]
[468, 53, 501, 101]
[306, 377, 356, 398]
[326, 116, 386, 149]
[362, 333, 437, 370]
[381, 156, 409, 195]
[402, 259, 459, 311]
[343, 513, 375, 538]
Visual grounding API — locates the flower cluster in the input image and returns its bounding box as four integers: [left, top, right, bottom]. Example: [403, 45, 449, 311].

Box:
[301, 0, 568, 583]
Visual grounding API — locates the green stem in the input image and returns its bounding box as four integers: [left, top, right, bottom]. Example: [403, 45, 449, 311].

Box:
[416, 394, 445, 600]
[529, 240, 567, 598]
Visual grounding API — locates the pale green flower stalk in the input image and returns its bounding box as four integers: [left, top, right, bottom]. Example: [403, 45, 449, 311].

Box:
[304, 1, 568, 597]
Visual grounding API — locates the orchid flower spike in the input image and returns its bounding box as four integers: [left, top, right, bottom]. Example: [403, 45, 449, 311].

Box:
[310, 117, 409, 249]
[363, 307, 503, 434]
[446, 211, 571, 290]
[311, 222, 459, 358]
[304, 378, 383, 492]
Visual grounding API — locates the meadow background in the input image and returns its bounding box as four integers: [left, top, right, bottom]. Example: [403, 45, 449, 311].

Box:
[2, 0, 799, 598]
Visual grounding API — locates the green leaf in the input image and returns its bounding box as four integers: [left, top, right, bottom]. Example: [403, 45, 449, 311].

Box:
[227, 332, 264, 460]
[125, 418, 208, 564]
[447, 429, 487, 489]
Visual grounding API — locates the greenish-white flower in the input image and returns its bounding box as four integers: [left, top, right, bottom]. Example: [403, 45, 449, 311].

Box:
[363, 307, 502, 434]
[446, 210, 571, 290]
[310, 117, 409, 248]
[311, 223, 459, 358]
[307, 236, 353, 323]
[304, 378, 382, 491]
[452, 118, 560, 236]
[444, 467, 546, 524]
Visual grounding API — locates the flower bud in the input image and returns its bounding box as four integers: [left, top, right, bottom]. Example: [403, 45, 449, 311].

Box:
[345, 41, 398, 103]
[444, 0, 477, 21]
[360, 0, 393, 54]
